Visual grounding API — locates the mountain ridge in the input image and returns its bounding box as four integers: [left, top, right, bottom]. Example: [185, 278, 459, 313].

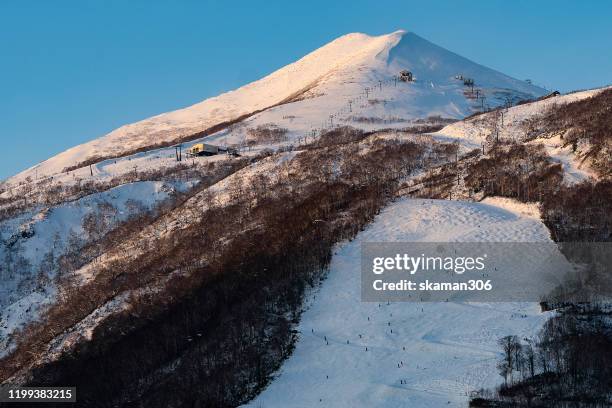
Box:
[7, 30, 545, 184]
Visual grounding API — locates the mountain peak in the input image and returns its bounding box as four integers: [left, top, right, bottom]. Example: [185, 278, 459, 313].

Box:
[7, 30, 547, 184]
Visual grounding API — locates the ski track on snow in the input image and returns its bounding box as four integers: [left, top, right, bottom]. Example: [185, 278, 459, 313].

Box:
[244, 198, 553, 408]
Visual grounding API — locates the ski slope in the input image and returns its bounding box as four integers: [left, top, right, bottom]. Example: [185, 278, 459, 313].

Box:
[7, 30, 545, 185]
[244, 198, 554, 408]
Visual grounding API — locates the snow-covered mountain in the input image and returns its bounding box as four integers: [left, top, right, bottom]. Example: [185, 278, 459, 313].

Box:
[8, 30, 545, 184]
[5, 29, 607, 408]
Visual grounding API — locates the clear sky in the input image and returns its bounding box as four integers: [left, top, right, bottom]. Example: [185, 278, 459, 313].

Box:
[1, 0, 611, 180]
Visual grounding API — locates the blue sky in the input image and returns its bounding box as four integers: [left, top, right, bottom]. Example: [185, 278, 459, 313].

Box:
[1, 0, 611, 180]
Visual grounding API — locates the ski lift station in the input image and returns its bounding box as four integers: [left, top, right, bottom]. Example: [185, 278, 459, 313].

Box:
[399, 70, 413, 82]
[187, 143, 240, 157]
[188, 143, 219, 156]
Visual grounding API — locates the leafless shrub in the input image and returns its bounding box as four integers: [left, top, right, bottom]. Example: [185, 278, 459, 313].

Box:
[412, 115, 457, 125]
[472, 304, 612, 407]
[541, 180, 612, 242]
[539, 88, 612, 178]
[347, 116, 408, 124]
[305, 126, 370, 149]
[465, 143, 563, 202]
[247, 124, 289, 144]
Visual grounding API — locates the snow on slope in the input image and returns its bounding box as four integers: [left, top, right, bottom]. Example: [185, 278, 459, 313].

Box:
[9, 31, 545, 184]
[436, 87, 607, 144]
[203, 31, 546, 150]
[527, 134, 597, 183]
[434, 86, 610, 183]
[244, 198, 554, 408]
[0, 179, 193, 357]
[8, 32, 396, 182]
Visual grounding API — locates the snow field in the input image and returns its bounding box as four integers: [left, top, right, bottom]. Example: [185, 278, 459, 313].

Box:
[245, 198, 554, 408]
